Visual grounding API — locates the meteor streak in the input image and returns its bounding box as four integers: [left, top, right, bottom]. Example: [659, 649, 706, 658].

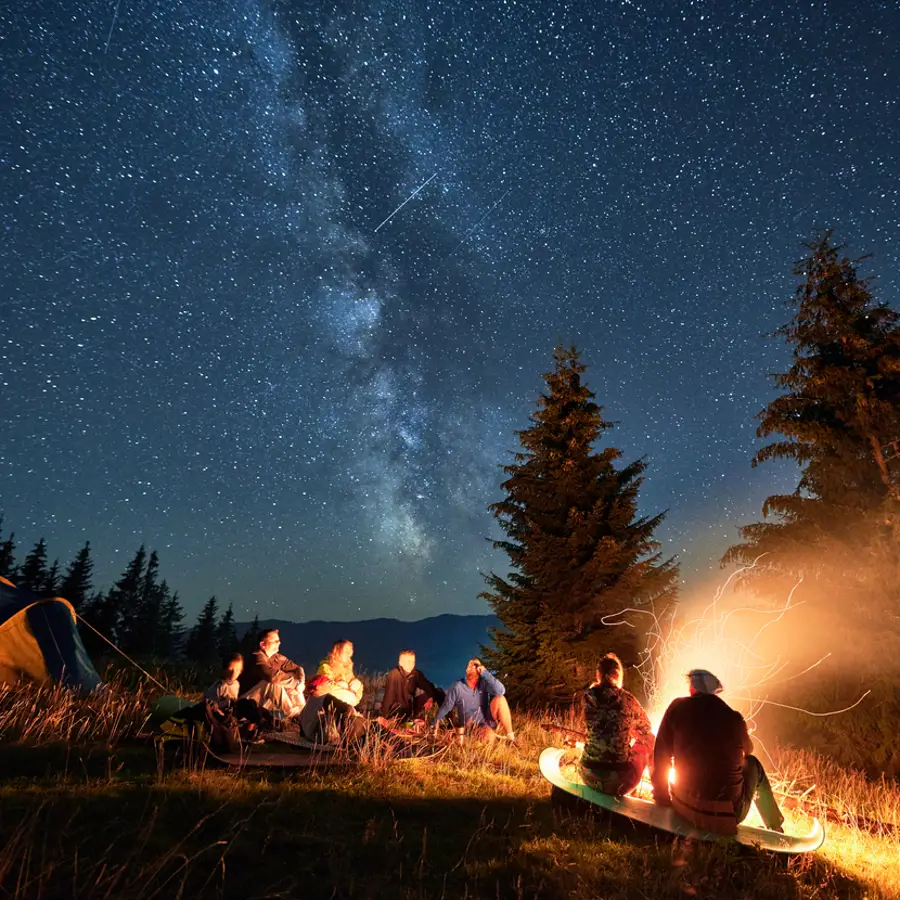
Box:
[448, 187, 512, 256]
[374, 172, 438, 233]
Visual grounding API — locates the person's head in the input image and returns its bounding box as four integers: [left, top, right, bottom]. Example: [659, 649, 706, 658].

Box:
[398, 650, 416, 675]
[465, 657, 483, 681]
[330, 639, 354, 666]
[597, 652, 624, 688]
[224, 652, 244, 681]
[259, 629, 280, 658]
[687, 669, 723, 696]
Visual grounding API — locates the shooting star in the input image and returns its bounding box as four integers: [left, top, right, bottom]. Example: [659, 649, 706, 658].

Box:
[447, 187, 512, 257]
[374, 172, 438, 233]
[104, 0, 122, 54]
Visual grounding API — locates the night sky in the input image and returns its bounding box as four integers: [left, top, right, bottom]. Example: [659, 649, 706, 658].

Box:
[2, 1, 898, 623]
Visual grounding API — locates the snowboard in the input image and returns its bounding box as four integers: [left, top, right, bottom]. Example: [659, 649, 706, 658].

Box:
[540, 748, 824, 853]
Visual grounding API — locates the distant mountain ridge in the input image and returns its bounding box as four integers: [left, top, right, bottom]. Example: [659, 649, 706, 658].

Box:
[238, 613, 499, 689]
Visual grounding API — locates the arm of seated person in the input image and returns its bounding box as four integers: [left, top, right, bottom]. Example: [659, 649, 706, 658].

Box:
[327, 684, 362, 706]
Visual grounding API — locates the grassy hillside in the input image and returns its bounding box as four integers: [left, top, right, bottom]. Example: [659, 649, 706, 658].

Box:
[0, 676, 897, 899]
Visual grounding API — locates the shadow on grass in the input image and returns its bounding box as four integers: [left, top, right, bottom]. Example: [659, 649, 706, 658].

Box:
[0, 759, 874, 900]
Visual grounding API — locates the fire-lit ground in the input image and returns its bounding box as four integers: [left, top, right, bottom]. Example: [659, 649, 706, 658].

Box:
[1, 673, 899, 898]
[555, 738, 900, 895]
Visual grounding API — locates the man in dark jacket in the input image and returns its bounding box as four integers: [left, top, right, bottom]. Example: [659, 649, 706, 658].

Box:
[242, 628, 306, 718]
[652, 669, 784, 831]
[580, 653, 654, 795]
[380, 650, 445, 721]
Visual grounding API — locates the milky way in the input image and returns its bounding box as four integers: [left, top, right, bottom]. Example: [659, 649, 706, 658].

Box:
[2, 0, 898, 621]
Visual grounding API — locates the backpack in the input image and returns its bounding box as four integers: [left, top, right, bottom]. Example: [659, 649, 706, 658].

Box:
[202, 699, 242, 754]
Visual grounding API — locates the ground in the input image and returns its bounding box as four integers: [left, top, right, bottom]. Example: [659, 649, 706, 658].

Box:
[0, 677, 897, 899]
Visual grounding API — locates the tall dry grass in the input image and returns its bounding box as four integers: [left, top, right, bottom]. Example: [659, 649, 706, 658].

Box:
[2, 672, 900, 897]
[0, 670, 170, 746]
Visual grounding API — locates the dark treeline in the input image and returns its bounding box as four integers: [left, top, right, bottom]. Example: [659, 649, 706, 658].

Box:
[0, 529, 258, 669]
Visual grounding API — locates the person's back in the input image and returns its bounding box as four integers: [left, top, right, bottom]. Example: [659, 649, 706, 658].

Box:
[656, 693, 748, 803]
[583, 683, 650, 767]
[653, 669, 784, 833]
[580, 653, 653, 796]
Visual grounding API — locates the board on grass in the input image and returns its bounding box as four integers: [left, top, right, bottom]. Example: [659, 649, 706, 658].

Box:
[205, 745, 355, 769]
[540, 748, 824, 854]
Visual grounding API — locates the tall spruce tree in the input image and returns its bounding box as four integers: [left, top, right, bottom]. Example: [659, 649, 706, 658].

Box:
[216, 603, 239, 659]
[19, 538, 49, 593]
[120, 549, 163, 655]
[724, 233, 900, 609]
[482, 346, 679, 705]
[44, 559, 61, 595]
[89, 546, 146, 644]
[159, 586, 185, 658]
[0, 518, 16, 580]
[186, 596, 221, 667]
[60, 542, 94, 610]
[239, 615, 261, 657]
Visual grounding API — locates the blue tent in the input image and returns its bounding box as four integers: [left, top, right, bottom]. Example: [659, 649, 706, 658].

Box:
[0, 577, 102, 693]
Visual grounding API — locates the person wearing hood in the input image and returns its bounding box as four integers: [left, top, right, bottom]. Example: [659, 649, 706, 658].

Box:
[652, 669, 784, 833]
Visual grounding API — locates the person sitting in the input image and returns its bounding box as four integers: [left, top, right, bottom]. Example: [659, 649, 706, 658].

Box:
[242, 628, 306, 718]
[380, 649, 445, 723]
[300, 674, 367, 745]
[433, 657, 515, 743]
[317, 639, 364, 707]
[204, 653, 244, 710]
[580, 652, 654, 795]
[652, 668, 785, 833]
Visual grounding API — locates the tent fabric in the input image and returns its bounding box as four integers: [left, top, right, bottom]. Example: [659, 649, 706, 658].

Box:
[0, 580, 102, 693]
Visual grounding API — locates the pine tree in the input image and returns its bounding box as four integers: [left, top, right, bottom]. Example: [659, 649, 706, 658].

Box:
[216, 603, 239, 659]
[60, 542, 94, 610]
[482, 346, 679, 705]
[159, 586, 184, 658]
[80, 590, 115, 661]
[19, 538, 49, 593]
[0, 518, 16, 580]
[120, 549, 161, 655]
[239, 614, 261, 657]
[92, 546, 146, 643]
[186, 596, 220, 668]
[724, 233, 900, 609]
[44, 559, 61, 595]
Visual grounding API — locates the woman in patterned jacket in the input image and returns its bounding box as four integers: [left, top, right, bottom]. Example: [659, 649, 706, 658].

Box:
[580, 652, 654, 796]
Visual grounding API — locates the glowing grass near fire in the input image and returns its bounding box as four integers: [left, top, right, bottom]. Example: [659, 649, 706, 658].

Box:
[597, 559, 879, 835]
[1, 667, 899, 895]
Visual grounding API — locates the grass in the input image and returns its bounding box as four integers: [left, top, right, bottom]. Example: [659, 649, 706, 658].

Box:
[0, 676, 898, 899]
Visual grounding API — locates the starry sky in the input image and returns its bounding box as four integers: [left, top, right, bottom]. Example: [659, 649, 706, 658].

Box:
[2, 0, 899, 623]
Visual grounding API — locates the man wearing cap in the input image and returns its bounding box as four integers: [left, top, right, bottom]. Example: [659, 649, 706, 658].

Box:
[651, 668, 784, 833]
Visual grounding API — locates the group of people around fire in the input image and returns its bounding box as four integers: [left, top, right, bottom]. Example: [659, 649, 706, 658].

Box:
[205, 629, 783, 833]
[203, 628, 517, 747]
